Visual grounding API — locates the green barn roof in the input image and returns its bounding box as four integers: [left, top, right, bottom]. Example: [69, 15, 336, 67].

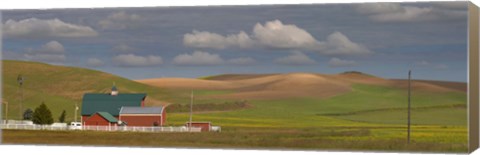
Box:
[81, 93, 146, 116]
[95, 112, 118, 123]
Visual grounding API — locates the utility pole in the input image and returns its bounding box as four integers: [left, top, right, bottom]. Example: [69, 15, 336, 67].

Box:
[17, 75, 24, 120]
[189, 90, 193, 132]
[75, 103, 79, 122]
[407, 70, 412, 144]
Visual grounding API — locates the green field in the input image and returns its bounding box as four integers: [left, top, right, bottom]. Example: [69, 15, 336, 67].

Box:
[2, 60, 176, 121]
[1, 60, 468, 153]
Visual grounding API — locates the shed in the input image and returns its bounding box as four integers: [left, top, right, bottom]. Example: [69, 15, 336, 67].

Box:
[185, 122, 211, 132]
[84, 112, 118, 126]
[119, 106, 166, 126]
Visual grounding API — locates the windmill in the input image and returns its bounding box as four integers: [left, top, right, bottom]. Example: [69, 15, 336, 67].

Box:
[17, 74, 24, 120]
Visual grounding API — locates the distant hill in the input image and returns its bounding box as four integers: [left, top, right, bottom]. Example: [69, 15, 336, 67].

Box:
[2, 60, 172, 121]
[138, 72, 466, 100]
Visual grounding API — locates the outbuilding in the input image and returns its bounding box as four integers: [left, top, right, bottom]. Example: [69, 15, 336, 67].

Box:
[83, 112, 118, 126]
[119, 106, 166, 127]
[185, 122, 212, 132]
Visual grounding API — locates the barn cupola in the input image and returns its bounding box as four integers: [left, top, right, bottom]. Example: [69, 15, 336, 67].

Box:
[111, 82, 118, 96]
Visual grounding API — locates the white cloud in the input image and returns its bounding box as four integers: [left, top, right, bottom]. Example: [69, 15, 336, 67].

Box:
[3, 18, 97, 38]
[183, 20, 372, 56]
[112, 44, 136, 53]
[183, 30, 254, 49]
[356, 3, 466, 22]
[253, 20, 319, 49]
[86, 58, 104, 67]
[227, 57, 256, 65]
[173, 51, 224, 66]
[328, 57, 357, 67]
[274, 51, 316, 66]
[112, 54, 163, 67]
[36, 41, 65, 54]
[99, 11, 144, 30]
[24, 41, 66, 62]
[320, 32, 373, 55]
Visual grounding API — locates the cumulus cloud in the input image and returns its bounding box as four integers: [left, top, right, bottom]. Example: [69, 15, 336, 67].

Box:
[227, 57, 256, 65]
[99, 11, 144, 30]
[112, 44, 136, 53]
[86, 58, 104, 67]
[356, 3, 466, 22]
[173, 51, 224, 66]
[183, 20, 372, 56]
[252, 20, 320, 49]
[274, 51, 316, 66]
[328, 57, 357, 67]
[320, 32, 373, 55]
[112, 54, 163, 67]
[24, 41, 66, 62]
[183, 30, 254, 49]
[3, 18, 98, 38]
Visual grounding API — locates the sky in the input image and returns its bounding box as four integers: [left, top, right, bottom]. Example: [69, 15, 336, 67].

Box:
[0, 2, 469, 82]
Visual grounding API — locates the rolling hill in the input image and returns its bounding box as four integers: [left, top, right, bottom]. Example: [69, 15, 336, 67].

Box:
[1, 60, 173, 121]
[138, 71, 467, 128]
[137, 71, 466, 100]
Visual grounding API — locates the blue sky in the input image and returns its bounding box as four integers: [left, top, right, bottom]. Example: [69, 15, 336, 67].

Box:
[1, 2, 468, 82]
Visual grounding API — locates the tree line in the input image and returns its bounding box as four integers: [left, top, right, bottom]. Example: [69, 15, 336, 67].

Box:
[22, 102, 66, 125]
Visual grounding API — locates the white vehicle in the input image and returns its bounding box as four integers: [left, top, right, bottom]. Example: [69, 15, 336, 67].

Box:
[211, 126, 221, 132]
[69, 122, 82, 130]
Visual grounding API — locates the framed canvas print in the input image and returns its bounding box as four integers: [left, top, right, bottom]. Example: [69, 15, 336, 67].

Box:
[1, 0, 479, 154]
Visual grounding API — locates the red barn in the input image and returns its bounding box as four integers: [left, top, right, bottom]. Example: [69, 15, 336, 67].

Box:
[185, 122, 212, 132]
[81, 85, 155, 127]
[83, 112, 118, 126]
[119, 107, 166, 127]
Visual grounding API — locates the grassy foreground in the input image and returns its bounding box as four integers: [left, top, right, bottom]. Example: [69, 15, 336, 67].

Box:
[1, 126, 466, 153]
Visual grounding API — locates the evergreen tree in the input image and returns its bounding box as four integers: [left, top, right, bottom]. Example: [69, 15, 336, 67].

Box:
[23, 108, 33, 120]
[58, 110, 66, 123]
[32, 102, 54, 125]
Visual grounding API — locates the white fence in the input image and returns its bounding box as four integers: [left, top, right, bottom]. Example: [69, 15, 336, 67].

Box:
[0, 121, 202, 133]
[0, 124, 68, 131]
[81, 125, 202, 132]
